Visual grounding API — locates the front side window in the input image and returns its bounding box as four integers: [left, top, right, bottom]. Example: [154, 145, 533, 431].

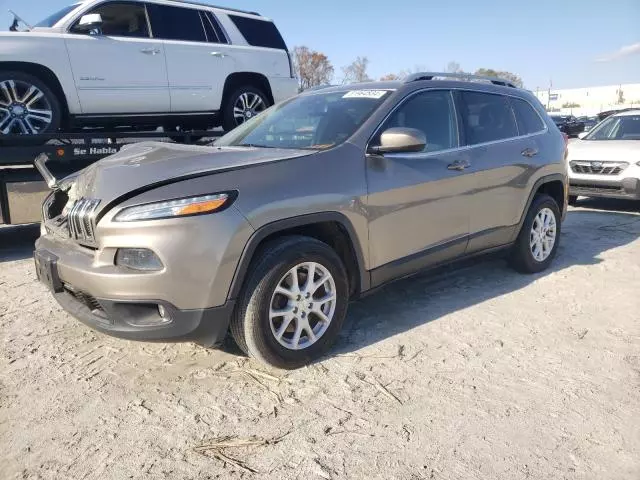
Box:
[70, 2, 149, 38]
[215, 90, 392, 150]
[511, 97, 545, 135]
[146, 4, 207, 42]
[459, 91, 518, 145]
[585, 115, 640, 141]
[375, 90, 458, 153]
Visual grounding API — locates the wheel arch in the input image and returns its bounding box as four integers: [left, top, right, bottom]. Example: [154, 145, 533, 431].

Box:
[228, 212, 370, 301]
[222, 72, 274, 107]
[511, 173, 567, 243]
[0, 61, 70, 125]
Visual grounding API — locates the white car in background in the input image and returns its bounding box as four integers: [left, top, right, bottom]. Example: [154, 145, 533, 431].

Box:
[567, 109, 640, 204]
[0, 0, 298, 137]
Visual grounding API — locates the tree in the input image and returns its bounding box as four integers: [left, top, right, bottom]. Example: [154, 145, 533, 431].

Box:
[380, 73, 400, 81]
[292, 46, 334, 91]
[562, 102, 581, 108]
[617, 87, 625, 104]
[446, 61, 463, 73]
[474, 68, 524, 88]
[342, 56, 371, 84]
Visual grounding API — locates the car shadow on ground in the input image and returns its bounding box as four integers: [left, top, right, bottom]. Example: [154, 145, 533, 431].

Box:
[0, 223, 40, 263]
[332, 202, 640, 357]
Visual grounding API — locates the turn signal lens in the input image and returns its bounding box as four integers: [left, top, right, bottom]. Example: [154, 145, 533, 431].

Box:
[175, 197, 227, 215]
[114, 193, 231, 222]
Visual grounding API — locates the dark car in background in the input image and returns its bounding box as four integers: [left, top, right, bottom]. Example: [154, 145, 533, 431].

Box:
[577, 116, 599, 132]
[549, 114, 585, 137]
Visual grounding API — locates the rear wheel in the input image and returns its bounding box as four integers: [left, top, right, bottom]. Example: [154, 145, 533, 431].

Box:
[221, 85, 269, 132]
[509, 193, 561, 274]
[230, 236, 349, 369]
[0, 71, 61, 141]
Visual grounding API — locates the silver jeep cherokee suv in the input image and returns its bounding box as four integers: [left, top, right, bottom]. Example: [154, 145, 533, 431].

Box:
[34, 73, 568, 368]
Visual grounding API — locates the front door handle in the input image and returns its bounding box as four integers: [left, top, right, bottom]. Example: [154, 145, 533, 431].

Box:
[521, 147, 539, 158]
[447, 160, 470, 171]
[140, 47, 160, 55]
[210, 51, 229, 58]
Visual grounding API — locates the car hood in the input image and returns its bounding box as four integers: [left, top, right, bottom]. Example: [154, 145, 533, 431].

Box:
[567, 139, 640, 162]
[69, 141, 313, 207]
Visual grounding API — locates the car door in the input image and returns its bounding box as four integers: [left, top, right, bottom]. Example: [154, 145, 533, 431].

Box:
[455, 90, 538, 253]
[146, 4, 232, 113]
[366, 89, 474, 284]
[64, 1, 169, 114]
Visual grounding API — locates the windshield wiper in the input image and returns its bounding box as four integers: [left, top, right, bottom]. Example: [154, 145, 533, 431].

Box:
[237, 143, 278, 148]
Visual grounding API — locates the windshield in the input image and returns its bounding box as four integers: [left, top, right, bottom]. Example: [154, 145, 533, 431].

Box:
[35, 3, 81, 28]
[215, 89, 393, 150]
[584, 114, 640, 141]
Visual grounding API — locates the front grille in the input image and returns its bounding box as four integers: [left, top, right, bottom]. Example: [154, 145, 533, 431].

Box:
[571, 183, 623, 193]
[67, 197, 101, 245]
[570, 161, 628, 175]
[64, 284, 104, 312]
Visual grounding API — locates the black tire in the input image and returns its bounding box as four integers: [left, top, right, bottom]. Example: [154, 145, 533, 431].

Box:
[0, 70, 62, 144]
[230, 236, 349, 369]
[509, 193, 562, 274]
[568, 195, 578, 206]
[221, 85, 270, 132]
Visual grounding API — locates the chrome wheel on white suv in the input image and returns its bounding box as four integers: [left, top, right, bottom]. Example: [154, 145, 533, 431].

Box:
[0, 72, 61, 138]
[222, 86, 270, 132]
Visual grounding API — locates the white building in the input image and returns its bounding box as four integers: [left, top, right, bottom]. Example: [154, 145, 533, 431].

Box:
[533, 83, 640, 117]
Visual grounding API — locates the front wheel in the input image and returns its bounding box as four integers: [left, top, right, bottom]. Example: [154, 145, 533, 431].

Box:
[221, 86, 269, 132]
[509, 193, 561, 274]
[0, 71, 61, 141]
[230, 236, 349, 369]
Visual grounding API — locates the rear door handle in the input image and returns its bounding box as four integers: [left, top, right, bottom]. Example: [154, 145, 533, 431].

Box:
[521, 147, 539, 158]
[210, 51, 229, 58]
[140, 48, 160, 55]
[447, 160, 470, 171]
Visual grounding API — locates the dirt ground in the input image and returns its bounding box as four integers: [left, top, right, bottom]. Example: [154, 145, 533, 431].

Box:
[1, 199, 639, 480]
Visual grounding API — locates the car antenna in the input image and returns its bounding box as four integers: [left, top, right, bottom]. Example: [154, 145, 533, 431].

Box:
[8, 10, 33, 31]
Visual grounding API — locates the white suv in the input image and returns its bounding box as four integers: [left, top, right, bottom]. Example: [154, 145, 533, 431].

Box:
[0, 0, 298, 137]
[567, 110, 640, 204]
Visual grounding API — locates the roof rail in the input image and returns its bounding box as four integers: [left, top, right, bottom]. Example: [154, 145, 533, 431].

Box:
[404, 72, 517, 88]
[168, 0, 261, 16]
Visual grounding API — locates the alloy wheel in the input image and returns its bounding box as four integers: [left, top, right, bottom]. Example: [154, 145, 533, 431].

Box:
[0, 79, 53, 135]
[233, 92, 266, 126]
[269, 262, 337, 350]
[530, 207, 557, 262]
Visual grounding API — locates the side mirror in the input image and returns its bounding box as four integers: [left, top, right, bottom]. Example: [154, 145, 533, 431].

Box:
[75, 13, 103, 33]
[369, 127, 426, 154]
[578, 132, 588, 140]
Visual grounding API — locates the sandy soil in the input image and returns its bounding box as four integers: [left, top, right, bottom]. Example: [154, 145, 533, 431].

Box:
[1, 199, 639, 480]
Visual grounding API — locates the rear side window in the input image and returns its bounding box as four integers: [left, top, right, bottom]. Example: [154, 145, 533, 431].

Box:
[511, 97, 545, 135]
[459, 91, 518, 145]
[147, 4, 206, 42]
[228, 15, 287, 50]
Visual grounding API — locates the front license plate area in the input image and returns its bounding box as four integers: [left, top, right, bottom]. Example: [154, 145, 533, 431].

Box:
[34, 250, 63, 293]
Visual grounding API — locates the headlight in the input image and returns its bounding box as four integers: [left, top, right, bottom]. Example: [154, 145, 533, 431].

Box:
[114, 193, 233, 222]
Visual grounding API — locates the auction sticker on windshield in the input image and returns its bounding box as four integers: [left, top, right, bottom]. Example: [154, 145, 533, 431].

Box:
[343, 90, 390, 99]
